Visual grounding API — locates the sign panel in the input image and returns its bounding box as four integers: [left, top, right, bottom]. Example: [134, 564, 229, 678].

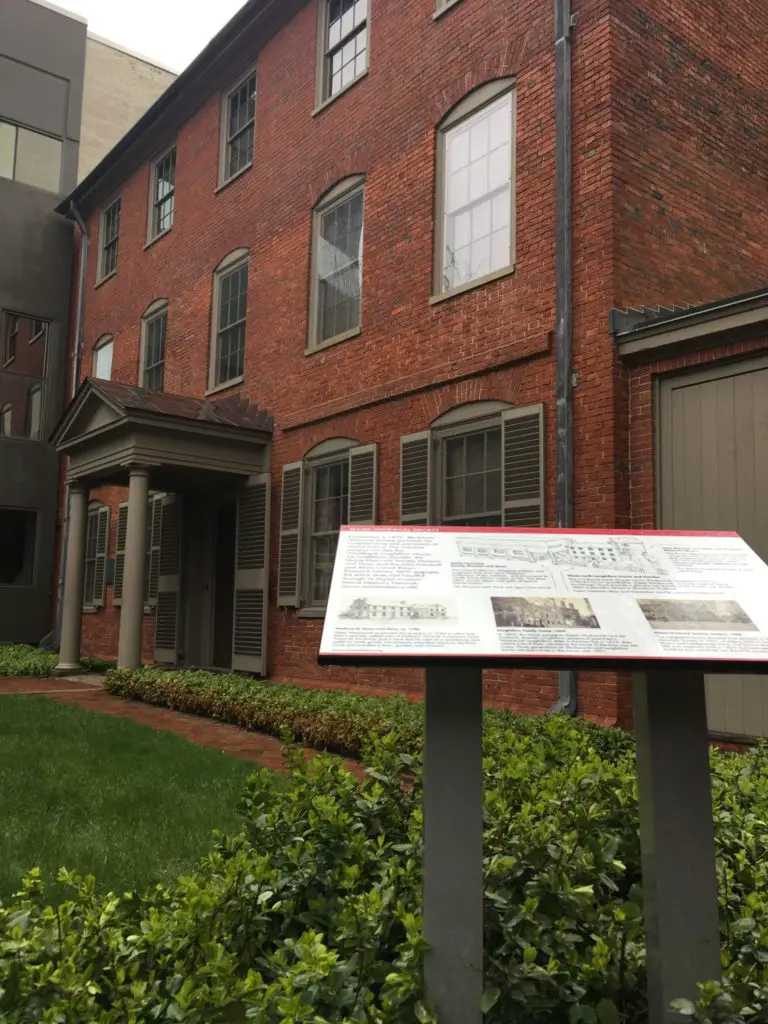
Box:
[318, 527, 768, 668]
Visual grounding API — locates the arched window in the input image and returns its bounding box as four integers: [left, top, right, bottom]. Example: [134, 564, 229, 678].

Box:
[400, 399, 544, 528]
[277, 436, 378, 611]
[140, 299, 168, 392]
[92, 334, 113, 380]
[25, 383, 42, 440]
[308, 175, 364, 351]
[210, 248, 249, 390]
[434, 79, 516, 299]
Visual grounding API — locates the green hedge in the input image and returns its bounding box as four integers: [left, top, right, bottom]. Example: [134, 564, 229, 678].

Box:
[1, 719, 768, 1021]
[0, 644, 114, 679]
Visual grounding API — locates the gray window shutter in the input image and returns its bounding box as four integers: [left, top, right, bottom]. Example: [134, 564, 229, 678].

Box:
[113, 503, 129, 606]
[400, 431, 431, 525]
[502, 404, 545, 527]
[348, 443, 378, 524]
[93, 506, 110, 607]
[154, 494, 182, 664]
[277, 461, 304, 607]
[232, 473, 270, 674]
[145, 495, 163, 607]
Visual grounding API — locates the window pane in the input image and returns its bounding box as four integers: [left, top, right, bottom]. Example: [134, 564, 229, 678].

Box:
[0, 122, 15, 180]
[0, 509, 36, 585]
[310, 457, 349, 605]
[26, 387, 41, 440]
[15, 128, 62, 193]
[317, 188, 363, 342]
[93, 340, 113, 380]
[440, 427, 502, 526]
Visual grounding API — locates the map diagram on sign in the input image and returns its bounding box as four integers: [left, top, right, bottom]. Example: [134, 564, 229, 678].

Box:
[455, 536, 669, 577]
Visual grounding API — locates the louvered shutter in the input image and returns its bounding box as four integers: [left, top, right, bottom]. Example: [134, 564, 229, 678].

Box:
[277, 462, 304, 607]
[112, 503, 129, 605]
[93, 506, 110, 607]
[501, 404, 545, 527]
[154, 494, 182, 663]
[348, 444, 378, 524]
[400, 431, 431, 525]
[232, 473, 270, 674]
[145, 495, 163, 607]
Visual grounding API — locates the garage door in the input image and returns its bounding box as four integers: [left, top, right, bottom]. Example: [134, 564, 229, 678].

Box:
[658, 355, 768, 738]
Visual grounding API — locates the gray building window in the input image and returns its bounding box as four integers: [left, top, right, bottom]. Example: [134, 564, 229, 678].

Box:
[149, 147, 176, 239]
[2, 314, 18, 365]
[99, 199, 121, 280]
[221, 73, 256, 183]
[309, 177, 364, 349]
[25, 384, 42, 441]
[319, 0, 368, 102]
[210, 250, 249, 388]
[141, 302, 167, 392]
[0, 120, 62, 193]
[0, 509, 36, 585]
[0, 405, 11, 437]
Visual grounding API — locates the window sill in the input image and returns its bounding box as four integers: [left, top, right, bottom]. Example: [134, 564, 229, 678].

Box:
[215, 162, 253, 194]
[144, 227, 172, 250]
[429, 263, 516, 306]
[95, 270, 116, 290]
[312, 69, 368, 117]
[82, 606, 101, 615]
[204, 374, 244, 397]
[305, 325, 361, 355]
[296, 607, 326, 619]
[433, 0, 463, 19]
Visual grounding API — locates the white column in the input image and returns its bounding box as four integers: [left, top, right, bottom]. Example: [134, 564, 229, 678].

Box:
[55, 483, 89, 674]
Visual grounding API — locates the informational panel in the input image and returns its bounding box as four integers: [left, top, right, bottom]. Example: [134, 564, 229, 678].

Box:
[319, 527, 768, 667]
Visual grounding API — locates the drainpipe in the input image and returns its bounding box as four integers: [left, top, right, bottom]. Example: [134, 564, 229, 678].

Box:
[53, 200, 89, 646]
[548, 0, 577, 716]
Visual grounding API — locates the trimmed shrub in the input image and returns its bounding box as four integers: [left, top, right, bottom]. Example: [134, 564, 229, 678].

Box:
[0, 644, 57, 678]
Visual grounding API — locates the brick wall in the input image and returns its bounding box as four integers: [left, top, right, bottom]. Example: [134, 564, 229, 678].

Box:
[70, 0, 768, 729]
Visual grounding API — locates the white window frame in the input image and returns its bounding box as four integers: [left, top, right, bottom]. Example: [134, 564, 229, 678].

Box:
[315, 0, 369, 109]
[98, 197, 121, 283]
[92, 335, 113, 380]
[433, 79, 516, 301]
[219, 70, 256, 187]
[147, 145, 176, 242]
[308, 176, 365, 352]
[208, 249, 249, 392]
[140, 300, 168, 392]
[0, 119, 63, 193]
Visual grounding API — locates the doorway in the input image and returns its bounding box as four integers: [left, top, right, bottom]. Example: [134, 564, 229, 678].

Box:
[212, 501, 237, 669]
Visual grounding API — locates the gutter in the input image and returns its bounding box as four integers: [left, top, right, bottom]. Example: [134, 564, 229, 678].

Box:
[549, 0, 577, 716]
[54, 200, 89, 646]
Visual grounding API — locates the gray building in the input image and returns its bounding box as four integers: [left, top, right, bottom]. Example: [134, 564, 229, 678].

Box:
[0, 0, 175, 644]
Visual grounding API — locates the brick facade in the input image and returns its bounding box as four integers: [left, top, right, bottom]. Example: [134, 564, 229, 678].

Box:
[63, 0, 768, 727]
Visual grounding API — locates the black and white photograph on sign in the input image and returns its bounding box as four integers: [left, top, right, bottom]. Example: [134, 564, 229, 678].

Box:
[638, 598, 757, 632]
[340, 594, 454, 624]
[458, 536, 668, 576]
[491, 596, 601, 630]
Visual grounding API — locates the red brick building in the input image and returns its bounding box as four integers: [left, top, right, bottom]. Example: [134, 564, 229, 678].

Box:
[51, 0, 768, 735]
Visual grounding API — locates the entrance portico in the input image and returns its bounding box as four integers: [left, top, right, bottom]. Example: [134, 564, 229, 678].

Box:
[52, 378, 273, 674]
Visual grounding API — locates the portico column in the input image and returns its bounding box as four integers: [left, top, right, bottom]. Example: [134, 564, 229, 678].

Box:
[55, 482, 89, 675]
[117, 468, 150, 669]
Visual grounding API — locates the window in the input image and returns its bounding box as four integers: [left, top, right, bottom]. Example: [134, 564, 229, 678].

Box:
[221, 73, 256, 184]
[83, 504, 109, 609]
[92, 335, 113, 380]
[0, 405, 11, 437]
[25, 384, 42, 441]
[0, 509, 36, 585]
[149, 147, 176, 240]
[399, 402, 543, 528]
[277, 440, 378, 611]
[141, 301, 167, 392]
[210, 250, 248, 388]
[318, 0, 368, 104]
[309, 177, 364, 348]
[30, 320, 47, 344]
[0, 120, 62, 193]
[3, 314, 18, 364]
[435, 81, 515, 296]
[99, 198, 121, 280]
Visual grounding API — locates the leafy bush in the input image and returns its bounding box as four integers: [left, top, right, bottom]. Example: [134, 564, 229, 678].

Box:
[2, 714, 768, 1022]
[0, 644, 57, 678]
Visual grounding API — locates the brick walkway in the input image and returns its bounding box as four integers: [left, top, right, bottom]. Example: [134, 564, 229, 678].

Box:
[0, 677, 361, 775]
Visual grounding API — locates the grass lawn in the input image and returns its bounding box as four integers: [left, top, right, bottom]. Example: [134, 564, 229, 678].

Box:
[0, 695, 255, 902]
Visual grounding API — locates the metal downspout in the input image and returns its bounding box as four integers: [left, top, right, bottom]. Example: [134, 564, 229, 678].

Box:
[548, 0, 577, 715]
[53, 201, 89, 646]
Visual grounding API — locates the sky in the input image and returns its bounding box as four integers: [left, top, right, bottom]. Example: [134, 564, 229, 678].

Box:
[52, 0, 250, 73]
